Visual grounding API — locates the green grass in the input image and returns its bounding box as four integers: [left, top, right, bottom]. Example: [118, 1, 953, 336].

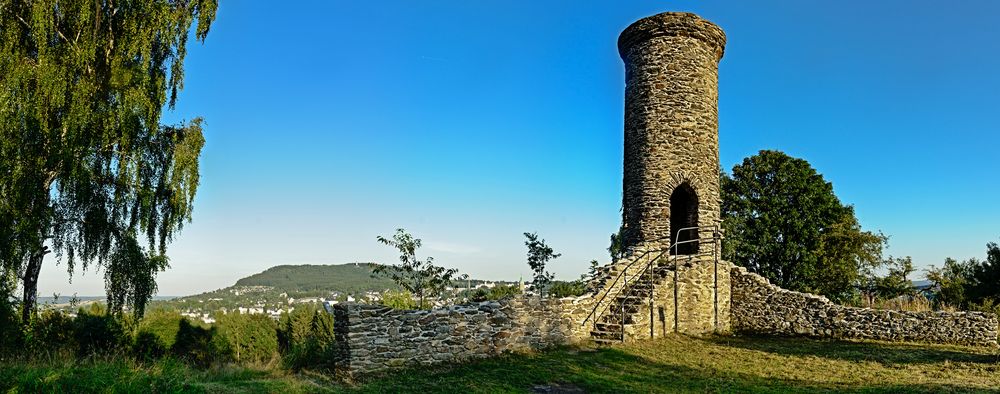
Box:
[3, 335, 1000, 393]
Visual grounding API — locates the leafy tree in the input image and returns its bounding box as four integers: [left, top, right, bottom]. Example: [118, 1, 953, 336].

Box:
[0, 0, 218, 323]
[925, 257, 973, 308]
[372, 229, 465, 309]
[381, 289, 417, 310]
[872, 256, 916, 299]
[926, 242, 1000, 309]
[277, 306, 315, 354]
[966, 242, 1000, 304]
[524, 232, 561, 296]
[215, 312, 278, 364]
[608, 231, 624, 261]
[721, 150, 886, 302]
[584, 260, 600, 281]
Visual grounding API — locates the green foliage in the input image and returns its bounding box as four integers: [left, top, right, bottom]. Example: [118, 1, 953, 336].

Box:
[609, 231, 624, 260]
[925, 258, 974, 308]
[585, 260, 600, 282]
[170, 319, 218, 367]
[965, 242, 1000, 304]
[277, 306, 337, 371]
[132, 331, 167, 362]
[214, 313, 278, 365]
[721, 150, 886, 302]
[137, 309, 185, 349]
[870, 257, 916, 299]
[292, 312, 337, 371]
[73, 312, 127, 357]
[277, 307, 315, 355]
[524, 232, 561, 295]
[548, 280, 587, 298]
[27, 310, 75, 355]
[372, 229, 466, 309]
[0, 290, 23, 354]
[0, 0, 217, 321]
[469, 284, 523, 302]
[925, 242, 1000, 310]
[381, 289, 418, 310]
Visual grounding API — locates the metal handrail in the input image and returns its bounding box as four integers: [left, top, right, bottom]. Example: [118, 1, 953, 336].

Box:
[581, 237, 669, 325]
[584, 225, 721, 341]
[668, 226, 720, 335]
[611, 227, 719, 340]
[609, 247, 670, 340]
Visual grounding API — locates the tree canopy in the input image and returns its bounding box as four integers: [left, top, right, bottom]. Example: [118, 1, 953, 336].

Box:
[524, 232, 561, 295]
[926, 242, 1000, 310]
[372, 229, 465, 309]
[0, 0, 217, 321]
[721, 150, 886, 302]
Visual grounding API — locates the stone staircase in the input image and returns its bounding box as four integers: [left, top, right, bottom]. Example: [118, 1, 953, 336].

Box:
[586, 249, 716, 344]
[589, 255, 674, 344]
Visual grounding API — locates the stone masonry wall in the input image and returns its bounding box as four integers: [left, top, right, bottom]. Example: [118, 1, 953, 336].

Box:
[332, 296, 594, 374]
[730, 266, 999, 346]
[620, 12, 726, 251]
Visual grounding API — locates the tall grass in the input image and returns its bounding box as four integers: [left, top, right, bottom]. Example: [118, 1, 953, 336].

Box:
[858, 294, 958, 312]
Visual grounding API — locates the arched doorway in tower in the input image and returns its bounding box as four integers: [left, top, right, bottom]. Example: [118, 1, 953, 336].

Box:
[669, 183, 699, 255]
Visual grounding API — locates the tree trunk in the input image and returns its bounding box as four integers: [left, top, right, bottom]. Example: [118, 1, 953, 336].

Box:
[21, 246, 47, 325]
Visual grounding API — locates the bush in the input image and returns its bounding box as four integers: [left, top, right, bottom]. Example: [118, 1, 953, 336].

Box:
[381, 289, 417, 310]
[170, 319, 219, 367]
[215, 313, 278, 364]
[277, 307, 315, 354]
[470, 284, 522, 302]
[133, 331, 166, 361]
[278, 305, 339, 371]
[285, 310, 337, 371]
[137, 309, 185, 349]
[489, 284, 522, 299]
[0, 296, 22, 355]
[26, 310, 75, 356]
[548, 281, 587, 298]
[73, 311, 127, 357]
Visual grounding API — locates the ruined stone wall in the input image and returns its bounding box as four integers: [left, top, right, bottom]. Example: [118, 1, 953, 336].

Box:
[730, 266, 999, 346]
[332, 296, 594, 374]
[620, 12, 726, 251]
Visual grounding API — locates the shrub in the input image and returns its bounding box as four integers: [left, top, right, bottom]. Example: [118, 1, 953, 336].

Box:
[73, 311, 127, 357]
[133, 331, 167, 361]
[285, 310, 338, 371]
[277, 306, 315, 354]
[27, 310, 75, 356]
[381, 289, 417, 310]
[215, 313, 278, 364]
[488, 284, 522, 300]
[549, 281, 587, 298]
[0, 296, 22, 355]
[469, 284, 522, 302]
[137, 309, 185, 349]
[170, 319, 220, 367]
[469, 288, 490, 302]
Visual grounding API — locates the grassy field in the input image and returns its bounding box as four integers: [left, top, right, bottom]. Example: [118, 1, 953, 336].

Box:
[3, 335, 999, 393]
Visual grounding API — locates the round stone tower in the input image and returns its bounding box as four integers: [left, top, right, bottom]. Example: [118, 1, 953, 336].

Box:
[619, 12, 726, 253]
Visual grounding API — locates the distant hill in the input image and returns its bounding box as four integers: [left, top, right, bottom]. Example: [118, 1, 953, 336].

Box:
[161, 263, 515, 314]
[234, 263, 399, 294]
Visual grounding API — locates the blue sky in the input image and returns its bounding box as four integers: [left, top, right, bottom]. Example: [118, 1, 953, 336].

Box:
[40, 1, 1000, 296]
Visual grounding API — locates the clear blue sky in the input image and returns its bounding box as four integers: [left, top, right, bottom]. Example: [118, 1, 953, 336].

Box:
[40, 1, 1000, 296]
